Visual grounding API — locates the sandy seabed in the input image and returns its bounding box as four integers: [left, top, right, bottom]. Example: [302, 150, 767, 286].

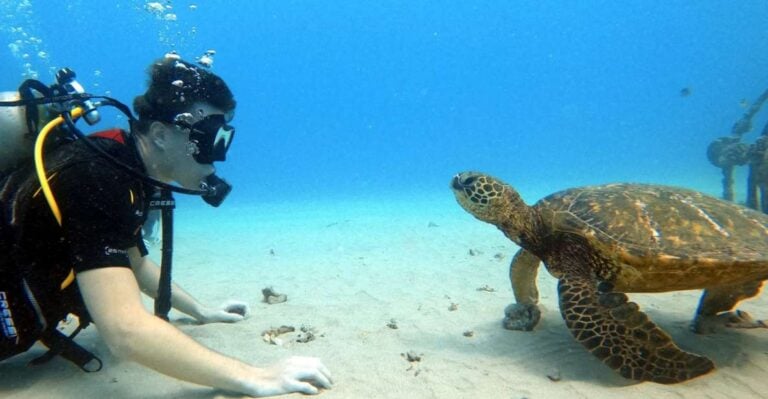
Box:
[1, 193, 767, 399]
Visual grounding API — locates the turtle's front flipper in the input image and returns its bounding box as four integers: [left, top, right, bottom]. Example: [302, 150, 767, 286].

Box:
[503, 249, 541, 331]
[558, 276, 714, 384]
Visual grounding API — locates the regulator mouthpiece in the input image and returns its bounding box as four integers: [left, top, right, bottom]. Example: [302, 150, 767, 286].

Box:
[201, 173, 231, 207]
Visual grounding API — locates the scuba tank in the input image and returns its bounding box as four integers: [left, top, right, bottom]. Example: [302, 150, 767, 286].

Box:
[0, 68, 100, 173]
[0, 90, 47, 172]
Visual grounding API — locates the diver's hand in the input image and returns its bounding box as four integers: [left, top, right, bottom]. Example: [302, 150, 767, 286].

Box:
[243, 357, 333, 397]
[196, 300, 250, 324]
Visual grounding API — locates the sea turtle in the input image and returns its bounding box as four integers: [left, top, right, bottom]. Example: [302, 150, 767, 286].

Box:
[451, 171, 768, 384]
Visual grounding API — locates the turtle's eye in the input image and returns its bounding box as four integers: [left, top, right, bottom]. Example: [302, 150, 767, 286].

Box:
[462, 176, 477, 186]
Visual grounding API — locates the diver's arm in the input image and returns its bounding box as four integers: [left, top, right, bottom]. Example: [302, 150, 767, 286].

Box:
[128, 247, 247, 323]
[77, 267, 332, 396]
[128, 247, 210, 319]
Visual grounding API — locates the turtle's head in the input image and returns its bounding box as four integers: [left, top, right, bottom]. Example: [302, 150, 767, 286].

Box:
[451, 172, 530, 241]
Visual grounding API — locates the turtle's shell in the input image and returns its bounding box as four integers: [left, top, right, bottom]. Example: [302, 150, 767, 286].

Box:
[534, 183, 768, 290]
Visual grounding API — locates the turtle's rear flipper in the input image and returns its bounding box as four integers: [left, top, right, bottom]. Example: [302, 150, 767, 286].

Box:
[558, 276, 714, 384]
[691, 281, 766, 334]
[692, 310, 768, 334]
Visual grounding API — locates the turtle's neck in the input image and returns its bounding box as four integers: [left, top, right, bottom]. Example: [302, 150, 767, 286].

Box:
[497, 190, 545, 251]
[514, 205, 547, 255]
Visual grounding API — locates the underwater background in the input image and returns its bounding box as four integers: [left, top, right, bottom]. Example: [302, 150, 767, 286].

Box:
[3, 3, 768, 398]
[2, 1, 768, 211]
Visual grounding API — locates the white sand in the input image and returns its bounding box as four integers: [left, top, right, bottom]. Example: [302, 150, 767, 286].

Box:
[1, 193, 767, 398]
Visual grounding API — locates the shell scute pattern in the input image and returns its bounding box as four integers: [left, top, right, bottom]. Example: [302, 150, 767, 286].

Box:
[535, 184, 768, 264]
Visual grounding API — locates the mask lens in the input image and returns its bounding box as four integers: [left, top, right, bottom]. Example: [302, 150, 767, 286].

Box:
[213, 125, 234, 157]
[186, 114, 235, 164]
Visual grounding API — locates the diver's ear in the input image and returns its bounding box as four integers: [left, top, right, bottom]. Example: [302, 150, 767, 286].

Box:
[147, 121, 170, 150]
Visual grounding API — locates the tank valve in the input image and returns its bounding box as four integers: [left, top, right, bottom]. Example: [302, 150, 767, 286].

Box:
[55, 67, 101, 125]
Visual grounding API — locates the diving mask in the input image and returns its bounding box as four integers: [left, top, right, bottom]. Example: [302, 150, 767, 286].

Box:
[174, 114, 235, 164]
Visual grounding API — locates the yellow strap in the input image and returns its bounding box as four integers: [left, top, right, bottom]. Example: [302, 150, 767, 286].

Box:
[32, 172, 58, 198]
[60, 269, 75, 290]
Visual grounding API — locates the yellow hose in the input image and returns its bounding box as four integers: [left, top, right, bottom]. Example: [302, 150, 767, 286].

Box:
[34, 107, 84, 226]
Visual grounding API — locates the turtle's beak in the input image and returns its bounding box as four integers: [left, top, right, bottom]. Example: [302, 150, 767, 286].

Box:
[451, 174, 463, 191]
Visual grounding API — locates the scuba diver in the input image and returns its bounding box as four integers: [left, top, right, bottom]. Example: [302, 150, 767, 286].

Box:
[0, 55, 332, 396]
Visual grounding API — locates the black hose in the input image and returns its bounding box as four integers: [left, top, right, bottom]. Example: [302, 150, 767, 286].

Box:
[153, 189, 175, 320]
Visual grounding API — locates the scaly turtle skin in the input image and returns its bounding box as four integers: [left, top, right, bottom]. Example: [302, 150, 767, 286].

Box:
[451, 171, 768, 384]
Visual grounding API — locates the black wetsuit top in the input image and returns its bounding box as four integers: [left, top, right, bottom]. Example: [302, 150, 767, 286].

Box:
[0, 129, 150, 324]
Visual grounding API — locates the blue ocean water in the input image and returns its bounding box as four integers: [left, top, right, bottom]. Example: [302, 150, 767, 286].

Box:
[2, 1, 768, 208]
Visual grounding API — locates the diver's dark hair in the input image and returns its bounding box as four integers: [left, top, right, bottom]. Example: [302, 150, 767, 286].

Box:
[132, 57, 236, 133]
